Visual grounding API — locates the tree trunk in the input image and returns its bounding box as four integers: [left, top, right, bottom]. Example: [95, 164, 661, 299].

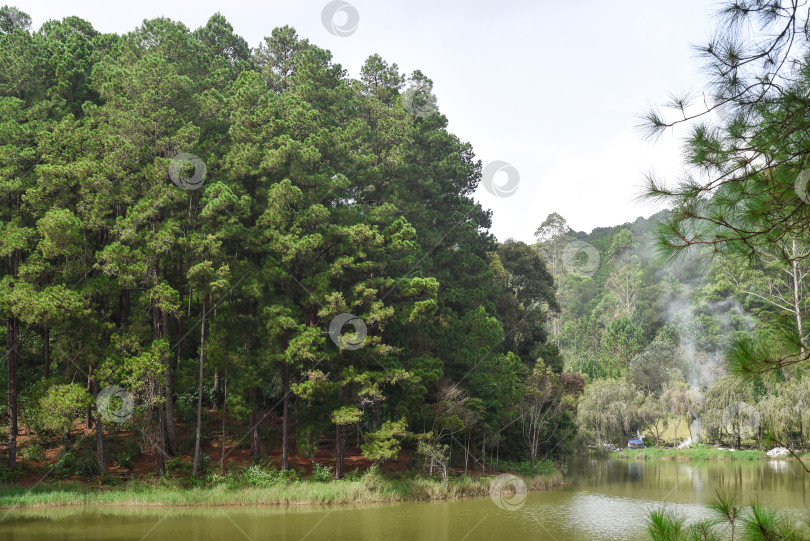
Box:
[192, 293, 208, 476]
[154, 399, 166, 476]
[220, 361, 228, 471]
[281, 361, 290, 471]
[43, 327, 49, 380]
[213, 370, 220, 411]
[162, 311, 178, 456]
[464, 434, 469, 475]
[85, 366, 93, 429]
[176, 258, 184, 371]
[249, 386, 261, 460]
[373, 399, 381, 431]
[151, 282, 167, 474]
[7, 317, 18, 471]
[335, 423, 346, 480]
[792, 238, 806, 358]
[481, 436, 486, 473]
[92, 377, 105, 474]
[164, 362, 178, 457]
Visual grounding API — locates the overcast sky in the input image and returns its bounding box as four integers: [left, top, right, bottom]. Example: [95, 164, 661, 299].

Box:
[17, 0, 718, 242]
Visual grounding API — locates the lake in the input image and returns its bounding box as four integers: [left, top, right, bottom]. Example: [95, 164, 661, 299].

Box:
[0, 458, 807, 540]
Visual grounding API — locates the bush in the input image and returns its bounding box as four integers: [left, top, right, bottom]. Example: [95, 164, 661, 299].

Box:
[344, 467, 362, 481]
[76, 455, 98, 476]
[54, 451, 98, 477]
[166, 457, 185, 473]
[232, 464, 277, 488]
[114, 450, 135, 469]
[296, 425, 320, 458]
[56, 452, 77, 473]
[310, 462, 334, 482]
[21, 443, 45, 462]
[196, 453, 211, 473]
[497, 460, 556, 477]
[0, 461, 23, 482]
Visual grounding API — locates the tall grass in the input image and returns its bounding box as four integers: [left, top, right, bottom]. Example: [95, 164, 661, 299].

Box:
[620, 445, 765, 461]
[0, 465, 563, 509]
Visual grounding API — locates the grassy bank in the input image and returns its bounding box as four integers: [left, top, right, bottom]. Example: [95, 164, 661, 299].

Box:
[0, 465, 563, 509]
[614, 445, 809, 461]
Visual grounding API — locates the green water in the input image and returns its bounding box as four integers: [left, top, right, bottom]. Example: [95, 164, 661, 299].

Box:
[0, 458, 807, 540]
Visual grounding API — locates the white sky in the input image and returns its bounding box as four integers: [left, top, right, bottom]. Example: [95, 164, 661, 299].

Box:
[16, 0, 718, 242]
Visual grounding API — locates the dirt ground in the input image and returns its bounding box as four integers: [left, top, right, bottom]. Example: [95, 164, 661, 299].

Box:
[11, 409, 418, 486]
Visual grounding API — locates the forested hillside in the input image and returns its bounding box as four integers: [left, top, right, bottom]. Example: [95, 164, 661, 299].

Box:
[538, 211, 810, 450]
[0, 7, 575, 481]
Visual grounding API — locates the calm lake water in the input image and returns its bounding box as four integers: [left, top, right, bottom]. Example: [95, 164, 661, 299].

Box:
[0, 458, 808, 540]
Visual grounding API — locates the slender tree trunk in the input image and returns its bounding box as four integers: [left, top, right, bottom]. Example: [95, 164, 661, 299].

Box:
[249, 386, 261, 460]
[213, 370, 220, 411]
[193, 293, 208, 476]
[792, 238, 806, 358]
[91, 376, 105, 474]
[164, 362, 178, 457]
[464, 433, 469, 475]
[335, 423, 346, 480]
[281, 361, 290, 471]
[176, 258, 184, 371]
[373, 399, 381, 431]
[220, 361, 228, 472]
[151, 280, 166, 474]
[85, 367, 93, 429]
[162, 311, 178, 456]
[481, 436, 486, 473]
[43, 327, 49, 380]
[154, 397, 166, 476]
[7, 317, 18, 471]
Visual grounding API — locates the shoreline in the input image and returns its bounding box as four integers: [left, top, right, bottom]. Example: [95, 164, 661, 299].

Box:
[606, 447, 808, 461]
[0, 471, 564, 510]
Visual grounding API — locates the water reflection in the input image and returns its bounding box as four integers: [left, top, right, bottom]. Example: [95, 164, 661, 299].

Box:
[565, 456, 810, 509]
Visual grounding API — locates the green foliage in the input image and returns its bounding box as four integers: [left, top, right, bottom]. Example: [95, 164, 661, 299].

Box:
[20, 443, 45, 462]
[648, 489, 808, 540]
[0, 7, 569, 479]
[577, 378, 640, 445]
[310, 462, 334, 482]
[361, 418, 408, 463]
[331, 406, 363, 427]
[35, 384, 93, 438]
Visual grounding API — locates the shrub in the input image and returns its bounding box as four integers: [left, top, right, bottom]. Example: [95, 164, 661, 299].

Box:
[114, 450, 135, 469]
[310, 462, 334, 482]
[196, 453, 211, 473]
[56, 452, 77, 473]
[166, 457, 185, 473]
[344, 467, 362, 481]
[237, 464, 277, 488]
[296, 425, 320, 458]
[21, 443, 45, 462]
[76, 455, 98, 476]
